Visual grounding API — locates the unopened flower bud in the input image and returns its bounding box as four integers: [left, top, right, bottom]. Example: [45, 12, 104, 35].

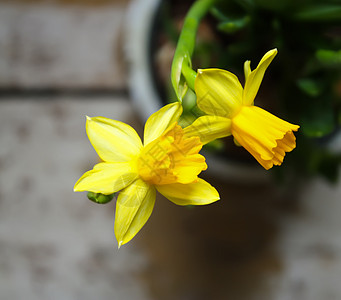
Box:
[87, 192, 115, 204]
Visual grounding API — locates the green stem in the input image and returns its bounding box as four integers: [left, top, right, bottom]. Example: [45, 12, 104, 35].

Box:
[171, 0, 216, 101]
[181, 63, 197, 92]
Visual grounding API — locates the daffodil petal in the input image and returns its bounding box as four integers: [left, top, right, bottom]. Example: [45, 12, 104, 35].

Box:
[244, 60, 251, 80]
[86, 116, 142, 162]
[73, 162, 138, 194]
[114, 179, 156, 247]
[243, 49, 277, 106]
[195, 68, 243, 118]
[183, 115, 232, 145]
[144, 102, 183, 146]
[156, 178, 220, 206]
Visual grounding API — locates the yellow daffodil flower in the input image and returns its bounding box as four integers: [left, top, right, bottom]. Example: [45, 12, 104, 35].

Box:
[187, 49, 300, 170]
[74, 103, 220, 247]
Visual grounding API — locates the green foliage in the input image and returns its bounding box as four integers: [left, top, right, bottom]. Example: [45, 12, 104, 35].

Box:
[210, 0, 341, 181]
[292, 4, 341, 21]
[161, 0, 341, 181]
[316, 50, 341, 67]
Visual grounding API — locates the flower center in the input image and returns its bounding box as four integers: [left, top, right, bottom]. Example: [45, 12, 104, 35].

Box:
[137, 123, 207, 185]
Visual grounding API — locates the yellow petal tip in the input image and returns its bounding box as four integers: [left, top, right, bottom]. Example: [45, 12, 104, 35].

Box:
[270, 48, 278, 54]
[86, 115, 92, 121]
[118, 241, 123, 249]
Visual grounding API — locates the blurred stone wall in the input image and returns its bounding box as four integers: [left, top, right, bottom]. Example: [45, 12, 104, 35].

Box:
[0, 0, 128, 89]
[0, 1, 150, 299]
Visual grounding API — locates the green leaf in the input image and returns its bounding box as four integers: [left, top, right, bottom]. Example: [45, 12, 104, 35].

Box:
[301, 104, 335, 138]
[293, 5, 341, 21]
[316, 49, 341, 66]
[217, 16, 250, 34]
[297, 78, 324, 97]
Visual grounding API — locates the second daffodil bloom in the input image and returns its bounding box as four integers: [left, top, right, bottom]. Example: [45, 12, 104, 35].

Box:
[189, 49, 300, 170]
[74, 103, 220, 247]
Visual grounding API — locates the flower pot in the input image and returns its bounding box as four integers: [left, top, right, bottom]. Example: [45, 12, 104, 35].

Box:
[125, 0, 341, 183]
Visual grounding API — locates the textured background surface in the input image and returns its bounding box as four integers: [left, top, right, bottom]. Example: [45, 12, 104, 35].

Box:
[0, 1, 341, 299]
[0, 2, 127, 89]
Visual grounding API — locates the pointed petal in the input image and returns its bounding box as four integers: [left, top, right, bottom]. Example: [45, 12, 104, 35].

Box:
[244, 60, 251, 80]
[74, 162, 138, 194]
[86, 116, 142, 162]
[195, 68, 243, 118]
[156, 178, 220, 206]
[243, 49, 277, 106]
[183, 115, 232, 145]
[114, 179, 156, 246]
[144, 102, 183, 146]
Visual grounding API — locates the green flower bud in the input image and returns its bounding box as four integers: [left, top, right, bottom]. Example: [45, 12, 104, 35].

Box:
[87, 192, 115, 204]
